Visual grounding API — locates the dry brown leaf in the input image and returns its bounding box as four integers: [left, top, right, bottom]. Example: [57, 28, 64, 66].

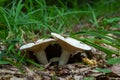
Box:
[109, 64, 120, 77]
[73, 75, 83, 80]
[10, 77, 26, 80]
[0, 75, 11, 80]
[0, 69, 22, 75]
[25, 66, 42, 80]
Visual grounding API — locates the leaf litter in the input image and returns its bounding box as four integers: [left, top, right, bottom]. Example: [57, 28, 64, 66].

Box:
[0, 62, 119, 80]
[0, 33, 120, 80]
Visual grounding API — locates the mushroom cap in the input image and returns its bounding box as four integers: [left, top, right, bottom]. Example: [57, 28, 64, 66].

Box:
[20, 38, 55, 52]
[51, 33, 91, 53]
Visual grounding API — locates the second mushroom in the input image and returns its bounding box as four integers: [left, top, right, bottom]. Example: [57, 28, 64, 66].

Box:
[51, 32, 91, 65]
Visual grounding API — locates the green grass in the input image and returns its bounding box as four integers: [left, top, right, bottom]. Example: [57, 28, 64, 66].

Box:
[0, 0, 120, 67]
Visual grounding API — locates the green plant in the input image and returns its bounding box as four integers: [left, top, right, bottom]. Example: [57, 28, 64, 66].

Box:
[95, 68, 112, 73]
[0, 0, 120, 67]
[84, 76, 95, 80]
[107, 57, 120, 65]
[71, 29, 120, 58]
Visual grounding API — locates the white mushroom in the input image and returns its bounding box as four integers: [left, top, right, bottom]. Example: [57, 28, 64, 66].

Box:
[20, 38, 55, 65]
[51, 32, 91, 65]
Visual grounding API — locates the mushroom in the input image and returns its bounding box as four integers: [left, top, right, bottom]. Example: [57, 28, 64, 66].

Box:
[20, 38, 55, 65]
[51, 32, 91, 65]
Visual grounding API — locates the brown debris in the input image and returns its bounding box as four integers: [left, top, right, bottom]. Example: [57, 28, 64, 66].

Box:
[108, 64, 120, 77]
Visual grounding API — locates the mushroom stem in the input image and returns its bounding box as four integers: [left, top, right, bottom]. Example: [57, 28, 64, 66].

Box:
[49, 57, 60, 63]
[59, 50, 70, 65]
[34, 51, 48, 65]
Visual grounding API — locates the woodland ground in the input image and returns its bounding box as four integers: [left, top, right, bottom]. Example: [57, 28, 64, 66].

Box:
[0, 0, 120, 80]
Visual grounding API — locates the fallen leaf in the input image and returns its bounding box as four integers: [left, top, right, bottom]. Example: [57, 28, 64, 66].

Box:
[108, 64, 120, 77]
[74, 75, 83, 80]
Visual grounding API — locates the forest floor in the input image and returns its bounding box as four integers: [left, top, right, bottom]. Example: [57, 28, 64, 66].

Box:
[0, 63, 120, 80]
[0, 44, 120, 80]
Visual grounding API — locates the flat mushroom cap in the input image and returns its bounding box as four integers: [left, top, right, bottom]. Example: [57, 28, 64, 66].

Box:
[20, 38, 55, 52]
[51, 33, 91, 53]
